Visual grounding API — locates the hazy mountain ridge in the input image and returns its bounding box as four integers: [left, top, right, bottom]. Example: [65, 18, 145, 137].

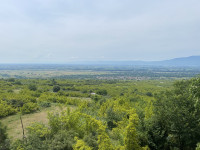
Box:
[0, 56, 199, 67]
[80, 56, 200, 66]
[159, 56, 200, 66]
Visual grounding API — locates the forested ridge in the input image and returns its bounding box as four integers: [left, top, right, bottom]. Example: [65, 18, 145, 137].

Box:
[0, 77, 200, 150]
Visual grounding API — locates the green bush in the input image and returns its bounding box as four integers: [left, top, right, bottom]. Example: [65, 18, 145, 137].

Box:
[21, 102, 38, 114]
[53, 86, 60, 92]
[91, 95, 102, 102]
[83, 133, 98, 150]
[48, 130, 77, 150]
[0, 121, 10, 150]
[7, 78, 15, 82]
[28, 84, 37, 91]
[96, 89, 107, 96]
[14, 81, 22, 85]
[39, 101, 51, 108]
[0, 103, 16, 118]
[146, 92, 153, 97]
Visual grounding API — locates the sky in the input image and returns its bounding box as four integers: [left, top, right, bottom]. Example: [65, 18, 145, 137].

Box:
[0, 0, 200, 63]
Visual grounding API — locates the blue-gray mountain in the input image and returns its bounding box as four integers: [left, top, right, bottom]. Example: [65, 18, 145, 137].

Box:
[157, 56, 200, 66]
[80, 56, 200, 67]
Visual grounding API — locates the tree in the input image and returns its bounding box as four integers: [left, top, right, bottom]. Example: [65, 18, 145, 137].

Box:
[53, 85, 60, 92]
[74, 137, 92, 150]
[124, 111, 141, 150]
[145, 92, 153, 97]
[28, 84, 37, 91]
[147, 78, 200, 149]
[96, 89, 107, 96]
[0, 121, 9, 150]
[20, 102, 38, 114]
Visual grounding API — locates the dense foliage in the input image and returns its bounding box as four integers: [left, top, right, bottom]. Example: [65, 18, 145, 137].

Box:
[144, 78, 200, 149]
[0, 121, 9, 150]
[0, 77, 200, 149]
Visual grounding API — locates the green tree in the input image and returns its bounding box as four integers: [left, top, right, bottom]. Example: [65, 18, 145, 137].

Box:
[74, 137, 92, 150]
[53, 85, 60, 92]
[0, 121, 10, 150]
[147, 78, 200, 149]
[20, 102, 38, 114]
[28, 84, 37, 91]
[96, 89, 107, 96]
[124, 111, 141, 150]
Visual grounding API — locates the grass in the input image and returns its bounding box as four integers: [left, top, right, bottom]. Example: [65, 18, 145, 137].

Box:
[1, 104, 76, 140]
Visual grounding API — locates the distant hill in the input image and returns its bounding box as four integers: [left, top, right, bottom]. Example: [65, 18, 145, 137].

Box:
[79, 56, 200, 67]
[158, 56, 200, 66]
[0, 56, 199, 67]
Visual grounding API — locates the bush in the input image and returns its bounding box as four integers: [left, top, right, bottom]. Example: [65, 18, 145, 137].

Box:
[83, 133, 98, 150]
[48, 130, 77, 150]
[0, 121, 10, 150]
[21, 102, 38, 114]
[53, 86, 60, 92]
[11, 136, 48, 150]
[7, 78, 15, 82]
[27, 122, 51, 139]
[91, 95, 102, 102]
[14, 81, 22, 85]
[39, 101, 51, 108]
[7, 89, 13, 93]
[96, 89, 107, 96]
[28, 84, 37, 91]
[146, 92, 153, 97]
[0, 103, 16, 118]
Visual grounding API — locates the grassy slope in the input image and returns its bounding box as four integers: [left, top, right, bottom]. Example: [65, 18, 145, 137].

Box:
[1, 104, 75, 140]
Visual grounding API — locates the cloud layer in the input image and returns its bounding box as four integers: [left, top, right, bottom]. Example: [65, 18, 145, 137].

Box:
[0, 0, 200, 63]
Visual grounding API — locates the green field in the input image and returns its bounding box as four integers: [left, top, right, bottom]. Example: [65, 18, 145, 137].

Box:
[0, 68, 200, 149]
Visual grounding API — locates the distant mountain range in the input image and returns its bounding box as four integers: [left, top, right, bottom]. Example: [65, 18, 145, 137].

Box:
[79, 56, 200, 67]
[0, 56, 199, 67]
[154, 56, 200, 66]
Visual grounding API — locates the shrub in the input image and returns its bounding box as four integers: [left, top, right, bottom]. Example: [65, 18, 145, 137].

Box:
[39, 101, 51, 108]
[48, 130, 77, 150]
[28, 84, 37, 91]
[0, 103, 16, 118]
[7, 89, 13, 93]
[146, 92, 153, 97]
[91, 95, 102, 102]
[21, 102, 38, 114]
[7, 78, 15, 82]
[27, 122, 51, 139]
[96, 89, 107, 96]
[53, 86, 60, 92]
[14, 81, 22, 85]
[0, 121, 10, 150]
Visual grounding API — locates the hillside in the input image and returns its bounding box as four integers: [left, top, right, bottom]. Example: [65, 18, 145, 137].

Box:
[79, 56, 200, 67]
[158, 56, 200, 66]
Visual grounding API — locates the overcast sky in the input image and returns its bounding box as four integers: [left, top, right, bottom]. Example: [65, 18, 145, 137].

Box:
[0, 0, 200, 63]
